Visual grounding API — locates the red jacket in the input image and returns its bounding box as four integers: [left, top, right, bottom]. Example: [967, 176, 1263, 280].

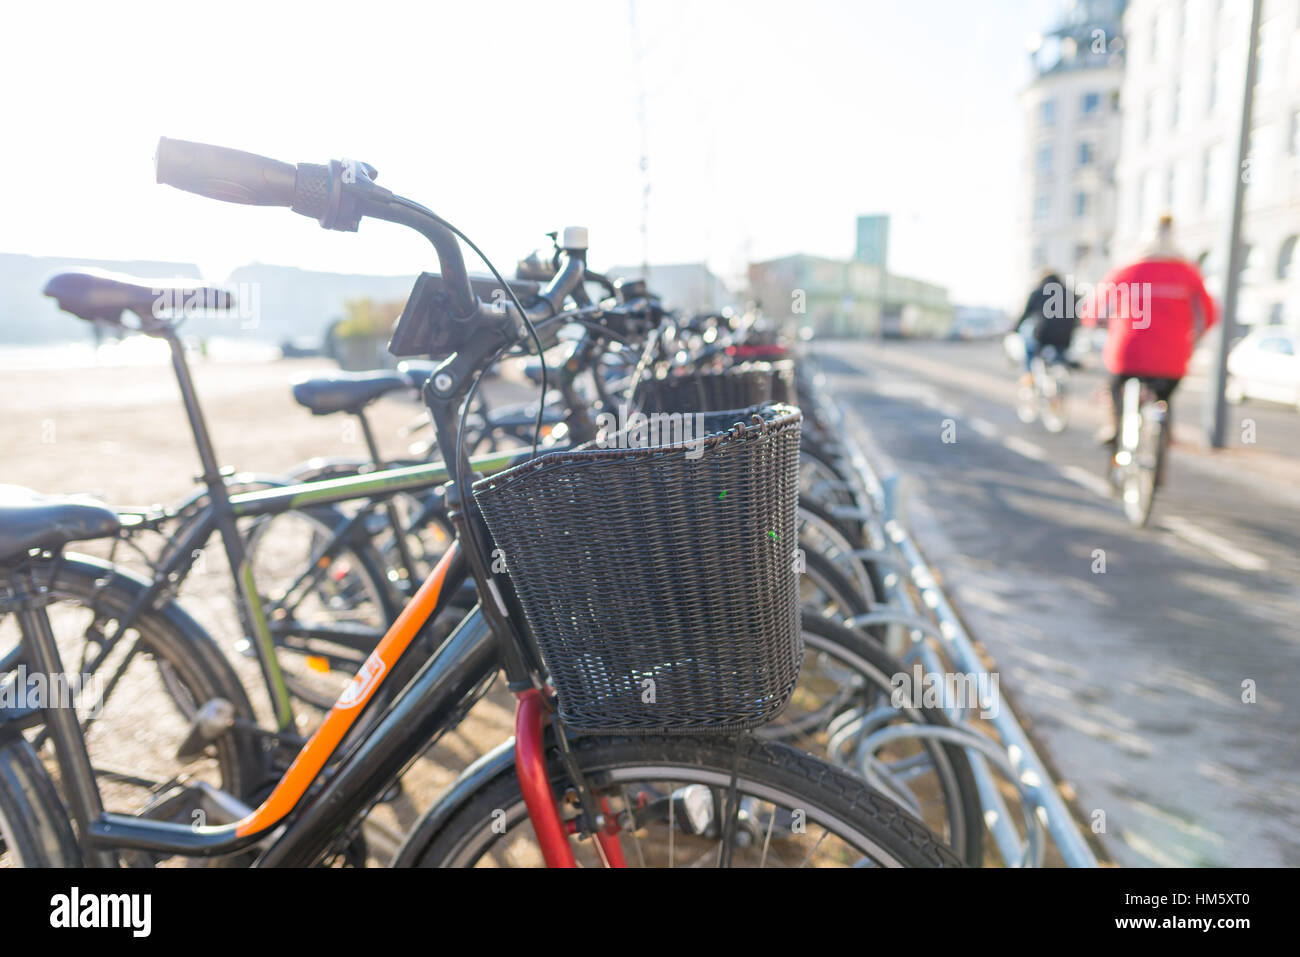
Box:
[1080, 257, 1217, 379]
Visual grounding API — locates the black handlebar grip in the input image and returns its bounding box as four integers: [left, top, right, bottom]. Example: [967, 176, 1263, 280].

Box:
[155, 137, 297, 207]
[291, 163, 331, 220]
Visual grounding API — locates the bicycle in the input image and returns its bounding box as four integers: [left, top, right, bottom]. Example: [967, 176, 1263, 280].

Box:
[270, 286, 984, 853]
[1015, 345, 1071, 434]
[0, 137, 964, 869]
[1110, 376, 1172, 527]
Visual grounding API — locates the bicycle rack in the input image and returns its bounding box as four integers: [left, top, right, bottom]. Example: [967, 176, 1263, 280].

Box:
[802, 369, 1099, 868]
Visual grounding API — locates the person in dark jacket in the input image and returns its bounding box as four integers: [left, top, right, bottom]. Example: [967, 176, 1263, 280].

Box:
[1015, 270, 1077, 385]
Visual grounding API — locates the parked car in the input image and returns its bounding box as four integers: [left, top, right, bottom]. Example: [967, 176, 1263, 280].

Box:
[1226, 327, 1300, 409]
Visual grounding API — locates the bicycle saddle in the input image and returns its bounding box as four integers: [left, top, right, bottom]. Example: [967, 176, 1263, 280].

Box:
[290, 370, 408, 416]
[43, 269, 234, 323]
[0, 486, 121, 564]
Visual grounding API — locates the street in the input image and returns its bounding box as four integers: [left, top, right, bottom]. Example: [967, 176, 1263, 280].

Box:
[815, 338, 1300, 867]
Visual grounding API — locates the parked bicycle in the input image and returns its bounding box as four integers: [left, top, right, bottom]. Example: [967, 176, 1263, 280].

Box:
[0, 138, 966, 868]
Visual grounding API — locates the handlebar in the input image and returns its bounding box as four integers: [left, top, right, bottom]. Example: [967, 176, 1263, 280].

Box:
[155, 138, 298, 207]
[154, 136, 591, 361]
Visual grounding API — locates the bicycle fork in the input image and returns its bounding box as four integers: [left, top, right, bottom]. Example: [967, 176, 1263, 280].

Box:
[513, 688, 626, 868]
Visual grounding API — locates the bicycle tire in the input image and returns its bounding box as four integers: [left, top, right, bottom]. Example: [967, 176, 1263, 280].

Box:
[799, 496, 886, 605]
[762, 612, 983, 864]
[800, 542, 873, 622]
[241, 503, 398, 711]
[6, 554, 264, 807]
[0, 739, 81, 867]
[396, 733, 963, 868]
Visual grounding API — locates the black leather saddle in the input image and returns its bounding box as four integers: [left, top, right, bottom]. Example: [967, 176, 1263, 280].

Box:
[290, 371, 409, 416]
[0, 486, 121, 564]
[43, 269, 235, 323]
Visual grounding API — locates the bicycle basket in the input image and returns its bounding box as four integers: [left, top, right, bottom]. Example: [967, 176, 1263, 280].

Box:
[472, 403, 803, 734]
[638, 361, 792, 414]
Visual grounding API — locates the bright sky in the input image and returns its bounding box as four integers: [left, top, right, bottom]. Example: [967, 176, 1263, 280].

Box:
[0, 0, 1066, 308]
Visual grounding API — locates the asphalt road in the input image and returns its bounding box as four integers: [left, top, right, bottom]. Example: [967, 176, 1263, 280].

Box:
[813, 338, 1300, 867]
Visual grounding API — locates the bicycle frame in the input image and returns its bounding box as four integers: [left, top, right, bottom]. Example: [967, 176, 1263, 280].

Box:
[7, 533, 530, 863]
[85, 449, 524, 736]
[13, 142, 644, 868]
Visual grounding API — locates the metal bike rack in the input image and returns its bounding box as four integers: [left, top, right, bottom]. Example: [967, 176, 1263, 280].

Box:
[803, 371, 1099, 868]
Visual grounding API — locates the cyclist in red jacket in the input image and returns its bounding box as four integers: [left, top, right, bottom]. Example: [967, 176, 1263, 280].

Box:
[1080, 216, 1217, 446]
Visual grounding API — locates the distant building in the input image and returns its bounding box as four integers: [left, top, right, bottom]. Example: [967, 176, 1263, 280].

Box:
[749, 215, 952, 338]
[606, 262, 735, 313]
[1111, 0, 1300, 329]
[1020, 0, 1128, 295]
[854, 214, 890, 267]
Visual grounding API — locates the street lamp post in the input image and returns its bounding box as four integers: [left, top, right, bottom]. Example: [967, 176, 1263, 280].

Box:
[1205, 0, 1263, 449]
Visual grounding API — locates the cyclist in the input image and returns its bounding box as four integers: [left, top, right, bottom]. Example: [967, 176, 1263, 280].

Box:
[1015, 270, 1076, 387]
[1080, 215, 1217, 450]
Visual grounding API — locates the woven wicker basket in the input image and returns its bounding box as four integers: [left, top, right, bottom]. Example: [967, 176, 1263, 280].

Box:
[472, 404, 803, 734]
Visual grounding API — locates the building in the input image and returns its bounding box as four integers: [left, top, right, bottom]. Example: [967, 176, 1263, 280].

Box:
[1019, 0, 1128, 296]
[606, 262, 735, 313]
[854, 214, 890, 267]
[1111, 0, 1300, 329]
[749, 216, 952, 338]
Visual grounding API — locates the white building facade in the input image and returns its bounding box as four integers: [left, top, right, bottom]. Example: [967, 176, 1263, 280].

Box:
[1020, 1, 1129, 297]
[1112, 0, 1300, 328]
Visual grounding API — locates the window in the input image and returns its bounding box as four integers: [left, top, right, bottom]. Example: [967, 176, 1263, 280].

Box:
[1258, 336, 1293, 355]
[1279, 236, 1297, 281]
[1078, 141, 1095, 166]
[1032, 244, 1047, 270]
[1240, 243, 1257, 281]
[1039, 99, 1056, 127]
[1165, 167, 1176, 208]
[1075, 191, 1091, 219]
[1202, 143, 1223, 208]
[1036, 144, 1054, 175]
[1074, 243, 1092, 265]
[1209, 58, 1218, 111]
[1081, 91, 1102, 115]
[1034, 192, 1052, 221]
[1172, 81, 1182, 128]
[1144, 94, 1156, 141]
[1291, 110, 1300, 156]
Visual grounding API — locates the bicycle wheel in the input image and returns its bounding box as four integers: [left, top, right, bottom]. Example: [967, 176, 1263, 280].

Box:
[798, 499, 885, 606]
[799, 543, 872, 621]
[240, 505, 395, 711]
[799, 446, 861, 518]
[1015, 373, 1038, 424]
[0, 555, 263, 824]
[1040, 366, 1069, 434]
[0, 739, 81, 867]
[1121, 412, 1162, 527]
[759, 613, 983, 864]
[285, 457, 455, 587]
[397, 734, 963, 868]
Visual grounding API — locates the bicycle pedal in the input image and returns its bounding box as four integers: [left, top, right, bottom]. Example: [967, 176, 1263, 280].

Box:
[176, 697, 236, 763]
